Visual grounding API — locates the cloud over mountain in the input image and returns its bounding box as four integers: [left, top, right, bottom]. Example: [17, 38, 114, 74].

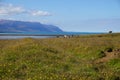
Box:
[0, 3, 25, 15]
[30, 10, 51, 16]
[0, 3, 51, 16]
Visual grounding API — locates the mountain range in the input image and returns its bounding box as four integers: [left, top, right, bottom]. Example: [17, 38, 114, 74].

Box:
[0, 20, 63, 33]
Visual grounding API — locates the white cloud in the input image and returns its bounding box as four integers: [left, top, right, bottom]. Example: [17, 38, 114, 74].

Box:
[0, 3, 25, 15]
[0, 3, 51, 16]
[30, 10, 51, 16]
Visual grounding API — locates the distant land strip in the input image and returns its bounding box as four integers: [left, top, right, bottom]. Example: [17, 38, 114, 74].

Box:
[0, 34, 65, 36]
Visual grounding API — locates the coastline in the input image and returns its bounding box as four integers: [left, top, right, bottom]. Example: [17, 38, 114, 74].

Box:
[0, 32, 104, 39]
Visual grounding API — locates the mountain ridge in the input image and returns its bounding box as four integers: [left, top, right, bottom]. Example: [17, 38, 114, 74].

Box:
[0, 19, 63, 33]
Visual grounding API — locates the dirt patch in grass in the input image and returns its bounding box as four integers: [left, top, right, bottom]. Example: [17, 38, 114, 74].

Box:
[95, 49, 120, 63]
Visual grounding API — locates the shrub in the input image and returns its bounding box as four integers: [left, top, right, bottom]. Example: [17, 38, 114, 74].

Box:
[97, 51, 106, 58]
[105, 47, 113, 52]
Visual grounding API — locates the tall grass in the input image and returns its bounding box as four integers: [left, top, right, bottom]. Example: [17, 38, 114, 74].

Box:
[0, 33, 120, 80]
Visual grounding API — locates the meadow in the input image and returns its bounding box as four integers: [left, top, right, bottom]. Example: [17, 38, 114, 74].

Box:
[0, 33, 120, 80]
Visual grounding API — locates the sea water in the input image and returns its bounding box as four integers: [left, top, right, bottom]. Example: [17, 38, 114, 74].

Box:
[0, 32, 102, 39]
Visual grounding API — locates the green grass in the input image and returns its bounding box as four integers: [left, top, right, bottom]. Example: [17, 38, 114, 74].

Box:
[0, 33, 120, 80]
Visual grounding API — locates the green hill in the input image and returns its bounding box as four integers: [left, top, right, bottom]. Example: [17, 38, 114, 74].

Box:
[0, 33, 120, 80]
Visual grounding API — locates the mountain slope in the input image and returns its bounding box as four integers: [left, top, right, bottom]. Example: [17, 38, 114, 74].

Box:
[0, 20, 63, 33]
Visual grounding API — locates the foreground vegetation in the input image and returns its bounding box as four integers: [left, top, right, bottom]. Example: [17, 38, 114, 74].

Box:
[0, 33, 120, 80]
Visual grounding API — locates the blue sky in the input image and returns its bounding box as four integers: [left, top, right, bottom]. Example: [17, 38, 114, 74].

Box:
[0, 0, 120, 32]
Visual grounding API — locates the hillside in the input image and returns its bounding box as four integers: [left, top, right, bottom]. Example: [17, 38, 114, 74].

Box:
[0, 20, 63, 33]
[0, 33, 120, 80]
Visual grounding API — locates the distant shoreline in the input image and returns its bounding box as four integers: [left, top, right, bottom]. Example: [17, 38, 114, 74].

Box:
[0, 32, 104, 39]
[0, 34, 64, 36]
[0, 32, 103, 36]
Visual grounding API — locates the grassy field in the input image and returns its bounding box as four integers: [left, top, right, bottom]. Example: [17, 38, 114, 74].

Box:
[0, 33, 120, 80]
